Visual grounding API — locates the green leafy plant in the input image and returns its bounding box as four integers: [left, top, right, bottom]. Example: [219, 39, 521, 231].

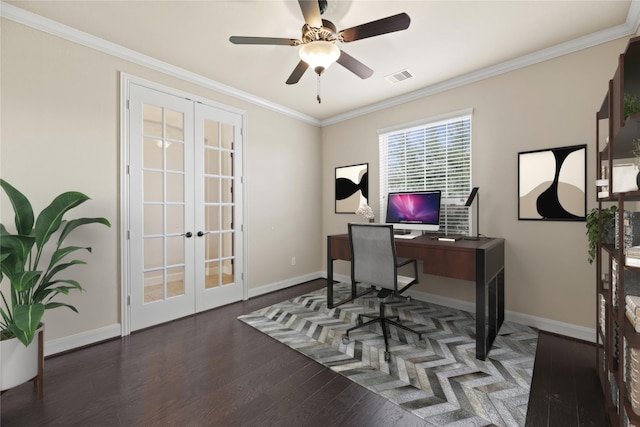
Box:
[625, 93, 640, 120]
[586, 205, 617, 264]
[632, 138, 640, 161]
[0, 179, 110, 346]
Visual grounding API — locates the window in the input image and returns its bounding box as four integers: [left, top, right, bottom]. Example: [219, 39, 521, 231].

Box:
[378, 109, 472, 235]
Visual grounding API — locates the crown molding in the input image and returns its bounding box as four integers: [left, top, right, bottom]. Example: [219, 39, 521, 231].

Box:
[0, 2, 321, 127]
[2, 1, 639, 128]
[321, 0, 640, 126]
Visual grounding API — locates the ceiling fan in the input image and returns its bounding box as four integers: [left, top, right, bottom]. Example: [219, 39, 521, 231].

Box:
[229, 0, 410, 102]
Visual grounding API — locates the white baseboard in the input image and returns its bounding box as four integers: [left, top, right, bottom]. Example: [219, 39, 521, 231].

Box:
[44, 324, 121, 357]
[43, 271, 596, 357]
[42, 273, 324, 357]
[248, 271, 324, 298]
[326, 272, 596, 343]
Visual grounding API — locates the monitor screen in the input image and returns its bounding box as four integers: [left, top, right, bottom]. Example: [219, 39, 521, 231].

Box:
[385, 190, 441, 232]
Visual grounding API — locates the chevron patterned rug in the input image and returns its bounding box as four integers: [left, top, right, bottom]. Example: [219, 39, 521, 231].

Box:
[238, 283, 538, 426]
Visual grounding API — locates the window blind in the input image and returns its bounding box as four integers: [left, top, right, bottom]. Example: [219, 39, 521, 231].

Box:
[379, 112, 472, 235]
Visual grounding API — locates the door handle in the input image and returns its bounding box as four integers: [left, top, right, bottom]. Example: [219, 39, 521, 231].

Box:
[197, 231, 210, 237]
[183, 232, 193, 238]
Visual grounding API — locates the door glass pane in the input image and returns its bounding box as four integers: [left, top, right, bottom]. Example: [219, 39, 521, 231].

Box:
[221, 259, 234, 285]
[221, 179, 233, 204]
[221, 206, 233, 231]
[144, 238, 163, 270]
[144, 270, 164, 303]
[205, 206, 219, 231]
[166, 266, 185, 297]
[166, 205, 184, 235]
[204, 120, 219, 148]
[144, 205, 163, 235]
[204, 147, 219, 175]
[221, 123, 233, 150]
[143, 105, 162, 137]
[221, 151, 233, 176]
[221, 232, 233, 258]
[205, 177, 219, 203]
[166, 142, 184, 172]
[166, 235, 185, 266]
[205, 233, 219, 261]
[143, 137, 163, 169]
[205, 260, 218, 289]
[165, 110, 184, 140]
[144, 171, 163, 202]
[166, 173, 184, 203]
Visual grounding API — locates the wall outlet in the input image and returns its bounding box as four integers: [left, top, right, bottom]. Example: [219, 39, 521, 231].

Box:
[291, 257, 296, 266]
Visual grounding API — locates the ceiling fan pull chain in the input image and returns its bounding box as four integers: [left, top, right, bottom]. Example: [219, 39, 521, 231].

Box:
[317, 75, 322, 104]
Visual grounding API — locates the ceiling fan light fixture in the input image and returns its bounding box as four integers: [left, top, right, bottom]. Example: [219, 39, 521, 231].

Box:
[299, 41, 340, 75]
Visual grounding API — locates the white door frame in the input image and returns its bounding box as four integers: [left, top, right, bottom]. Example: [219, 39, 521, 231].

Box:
[119, 73, 248, 336]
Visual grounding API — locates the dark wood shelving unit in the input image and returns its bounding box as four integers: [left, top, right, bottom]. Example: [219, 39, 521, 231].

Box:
[596, 35, 640, 426]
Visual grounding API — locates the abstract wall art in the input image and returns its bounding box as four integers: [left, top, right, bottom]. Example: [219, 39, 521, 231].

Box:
[335, 163, 368, 213]
[518, 144, 586, 221]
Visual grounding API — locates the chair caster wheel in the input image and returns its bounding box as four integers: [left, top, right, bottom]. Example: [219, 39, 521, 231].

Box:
[384, 351, 391, 362]
[356, 316, 363, 326]
[342, 334, 350, 345]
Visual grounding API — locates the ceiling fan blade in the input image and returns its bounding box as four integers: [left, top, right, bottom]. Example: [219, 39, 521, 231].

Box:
[286, 60, 310, 85]
[229, 36, 298, 46]
[298, 0, 322, 28]
[339, 12, 411, 43]
[336, 50, 374, 79]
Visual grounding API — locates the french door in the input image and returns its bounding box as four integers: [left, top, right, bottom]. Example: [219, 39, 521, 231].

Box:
[126, 81, 244, 332]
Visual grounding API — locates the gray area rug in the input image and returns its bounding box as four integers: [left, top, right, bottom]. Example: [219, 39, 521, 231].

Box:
[238, 283, 538, 426]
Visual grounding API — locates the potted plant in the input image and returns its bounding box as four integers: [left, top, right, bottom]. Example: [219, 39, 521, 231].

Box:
[0, 179, 110, 392]
[586, 205, 617, 264]
[625, 93, 640, 120]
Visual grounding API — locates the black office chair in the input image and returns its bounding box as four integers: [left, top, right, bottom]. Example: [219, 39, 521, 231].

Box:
[341, 223, 423, 362]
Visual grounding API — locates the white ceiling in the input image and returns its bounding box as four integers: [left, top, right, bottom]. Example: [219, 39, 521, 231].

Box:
[4, 1, 640, 124]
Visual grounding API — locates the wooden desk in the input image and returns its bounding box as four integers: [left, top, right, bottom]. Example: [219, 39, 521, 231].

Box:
[326, 234, 505, 360]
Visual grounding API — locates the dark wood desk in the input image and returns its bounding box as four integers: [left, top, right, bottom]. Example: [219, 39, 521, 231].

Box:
[326, 234, 505, 360]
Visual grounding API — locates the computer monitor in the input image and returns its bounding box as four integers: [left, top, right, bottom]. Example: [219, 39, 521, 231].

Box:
[385, 190, 441, 233]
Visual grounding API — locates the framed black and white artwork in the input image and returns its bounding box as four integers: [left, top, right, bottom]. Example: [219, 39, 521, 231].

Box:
[518, 144, 586, 221]
[335, 163, 368, 214]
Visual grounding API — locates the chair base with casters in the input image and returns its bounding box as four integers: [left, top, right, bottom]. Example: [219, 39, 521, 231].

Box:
[341, 288, 423, 362]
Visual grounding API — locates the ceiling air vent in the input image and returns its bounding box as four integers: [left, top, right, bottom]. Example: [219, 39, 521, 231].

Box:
[385, 69, 414, 84]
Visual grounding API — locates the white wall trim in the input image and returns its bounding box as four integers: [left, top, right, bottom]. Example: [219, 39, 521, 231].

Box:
[44, 271, 595, 356]
[0, 1, 320, 127]
[321, 0, 640, 126]
[2, 0, 639, 128]
[328, 272, 596, 343]
[44, 324, 121, 357]
[248, 272, 324, 299]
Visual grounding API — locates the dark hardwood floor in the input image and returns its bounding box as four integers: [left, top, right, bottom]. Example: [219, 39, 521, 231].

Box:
[1, 279, 608, 426]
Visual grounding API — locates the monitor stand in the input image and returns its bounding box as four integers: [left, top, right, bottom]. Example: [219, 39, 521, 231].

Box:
[393, 229, 412, 235]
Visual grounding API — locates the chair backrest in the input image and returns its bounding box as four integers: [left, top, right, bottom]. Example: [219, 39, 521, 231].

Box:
[348, 223, 397, 290]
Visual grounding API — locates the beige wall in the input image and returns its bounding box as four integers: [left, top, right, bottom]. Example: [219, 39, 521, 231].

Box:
[1, 19, 322, 344]
[2, 10, 637, 348]
[322, 37, 631, 331]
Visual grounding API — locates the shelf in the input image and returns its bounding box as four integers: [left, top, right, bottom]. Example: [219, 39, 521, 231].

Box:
[600, 115, 640, 160]
[597, 36, 640, 427]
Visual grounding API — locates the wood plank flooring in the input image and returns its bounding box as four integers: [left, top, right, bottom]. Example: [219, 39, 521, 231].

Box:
[1, 279, 608, 426]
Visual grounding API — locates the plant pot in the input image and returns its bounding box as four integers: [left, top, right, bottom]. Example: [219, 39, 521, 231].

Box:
[1, 324, 44, 396]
